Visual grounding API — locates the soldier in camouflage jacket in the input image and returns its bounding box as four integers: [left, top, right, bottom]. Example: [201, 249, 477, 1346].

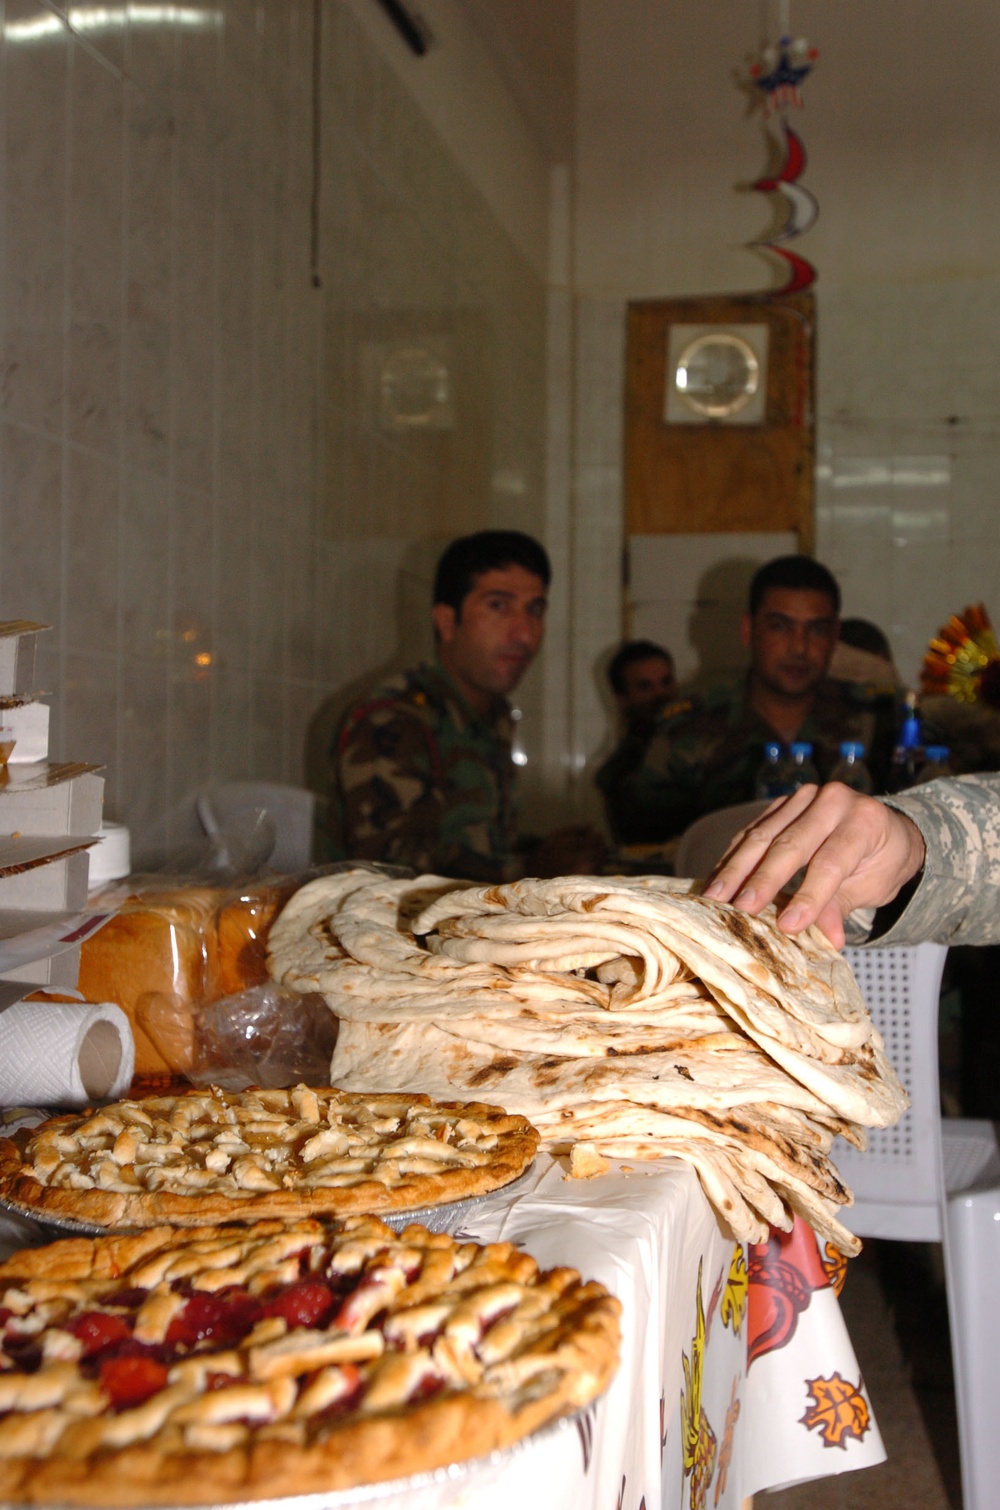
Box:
[331, 658, 519, 881]
[608, 555, 898, 844]
[605, 674, 896, 844]
[878, 774, 1000, 945]
[328, 530, 581, 882]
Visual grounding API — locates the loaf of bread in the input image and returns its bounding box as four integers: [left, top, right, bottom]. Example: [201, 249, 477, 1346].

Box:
[77, 889, 222, 1077]
[211, 880, 299, 1000]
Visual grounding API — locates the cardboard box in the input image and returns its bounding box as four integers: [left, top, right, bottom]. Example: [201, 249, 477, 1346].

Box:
[0, 905, 111, 985]
[0, 849, 90, 910]
[0, 763, 104, 837]
[0, 699, 50, 764]
[3, 946, 81, 988]
[0, 622, 49, 699]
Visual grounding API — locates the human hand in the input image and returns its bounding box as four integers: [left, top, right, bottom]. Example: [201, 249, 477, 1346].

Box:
[530, 824, 609, 878]
[702, 782, 926, 948]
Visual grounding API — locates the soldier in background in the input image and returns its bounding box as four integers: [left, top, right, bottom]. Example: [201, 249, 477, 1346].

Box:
[608, 556, 897, 844]
[830, 617, 901, 693]
[331, 531, 604, 881]
[595, 640, 687, 843]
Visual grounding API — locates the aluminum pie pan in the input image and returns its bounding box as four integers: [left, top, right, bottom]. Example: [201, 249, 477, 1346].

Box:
[0, 1163, 537, 1242]
[0, 1402, 595, 1510]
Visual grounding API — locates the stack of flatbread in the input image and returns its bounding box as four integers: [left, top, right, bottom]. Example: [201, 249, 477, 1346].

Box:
[268, 871, 908, 1255]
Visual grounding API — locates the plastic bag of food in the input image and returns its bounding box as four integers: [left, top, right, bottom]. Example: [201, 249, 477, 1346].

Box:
[138, 982, 337, 1091]
[78, 862, 398, 1089]
[77, 883, 225, 1078]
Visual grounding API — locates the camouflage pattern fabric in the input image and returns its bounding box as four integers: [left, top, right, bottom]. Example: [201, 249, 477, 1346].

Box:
[330, 661, 518, 881]
[607, 676, 897, 843]
[867, 774, 1000, 946]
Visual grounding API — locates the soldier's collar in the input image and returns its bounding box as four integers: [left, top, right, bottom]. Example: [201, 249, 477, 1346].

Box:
[428, 658, 511, 730]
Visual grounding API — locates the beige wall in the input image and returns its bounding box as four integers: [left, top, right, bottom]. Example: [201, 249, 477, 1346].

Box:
[0, 0, 554, 853]
[577, 0, 1000, 297]
[7, 0, 997, 851]
[571, 0, 1000, 770]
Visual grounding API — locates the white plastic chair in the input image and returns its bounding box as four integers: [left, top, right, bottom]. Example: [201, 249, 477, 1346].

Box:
[673, 799, 772, 879]
[839, 943, 1000, 1510]
[196, 782, 315, 874]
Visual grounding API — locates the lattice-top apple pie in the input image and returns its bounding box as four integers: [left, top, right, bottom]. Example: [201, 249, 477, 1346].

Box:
[0, 1086, 538, 1229]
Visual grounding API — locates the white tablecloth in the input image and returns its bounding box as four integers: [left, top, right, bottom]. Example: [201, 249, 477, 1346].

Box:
[414, 1155, 884, 1510]
[0, 1155, 884, 1510]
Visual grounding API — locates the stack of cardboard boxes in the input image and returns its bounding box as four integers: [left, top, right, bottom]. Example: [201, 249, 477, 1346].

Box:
[0, 622, 105, 990]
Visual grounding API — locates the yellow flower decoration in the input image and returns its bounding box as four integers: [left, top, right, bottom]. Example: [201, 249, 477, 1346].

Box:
[720, 1243, 748, 1335]
[681, 1260, 718, 1509]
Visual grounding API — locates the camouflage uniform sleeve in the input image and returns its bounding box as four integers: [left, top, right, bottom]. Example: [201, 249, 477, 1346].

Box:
[862, 774, 1000, 945]
[333, 700, 512, 882]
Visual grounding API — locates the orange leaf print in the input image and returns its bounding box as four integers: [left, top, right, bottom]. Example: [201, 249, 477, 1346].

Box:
[800, 1373, 871, 1449]
[691, 1412, 718, 1510]
[821, 1241, 849, 1297]
[714, 1378, 741, 1505]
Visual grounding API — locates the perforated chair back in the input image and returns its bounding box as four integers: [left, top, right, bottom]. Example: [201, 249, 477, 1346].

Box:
[836, 943, 948, 1241]
[837, 941, 1000, 1510]
[673, 800, 772, 880]
[196, 782, 315, 874]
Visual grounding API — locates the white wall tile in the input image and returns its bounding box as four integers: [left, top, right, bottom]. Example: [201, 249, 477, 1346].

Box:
[0, 423, 64, 629]
[0, 1, 551, 855]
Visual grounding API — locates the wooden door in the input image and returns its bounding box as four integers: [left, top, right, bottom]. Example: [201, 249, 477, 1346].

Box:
[624, 292, 815, 548]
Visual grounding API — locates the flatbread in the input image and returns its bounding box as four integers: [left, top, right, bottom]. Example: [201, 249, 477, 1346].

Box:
[267, 869, 907, 1255]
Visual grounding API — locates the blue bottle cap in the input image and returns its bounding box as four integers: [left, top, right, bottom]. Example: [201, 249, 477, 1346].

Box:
[924, 745, 950, 762]
[839, 741, 865, 758]
[763, 742, 782, 759]
[790, 742, 814, 758]
[899, 715, 922, 749]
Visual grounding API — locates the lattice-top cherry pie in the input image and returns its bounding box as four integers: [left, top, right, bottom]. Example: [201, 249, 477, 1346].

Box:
[0, 1086, 538, 1229]
[0, 1215, 620, 1505]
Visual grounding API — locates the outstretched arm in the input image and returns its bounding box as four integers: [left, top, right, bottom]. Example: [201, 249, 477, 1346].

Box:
[702, 782, 926, 948]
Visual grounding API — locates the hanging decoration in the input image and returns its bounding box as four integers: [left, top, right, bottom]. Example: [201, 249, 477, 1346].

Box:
[749, 35, 818, 114]
[744, 10, 820, 296]
[922, 604, 1000, 709]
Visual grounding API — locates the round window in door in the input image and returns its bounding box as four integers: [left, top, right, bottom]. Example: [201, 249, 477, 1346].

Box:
[674, 333, 760, 419]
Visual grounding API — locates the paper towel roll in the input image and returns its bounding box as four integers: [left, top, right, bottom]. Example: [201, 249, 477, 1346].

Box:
[0, 1000, 135, 1107]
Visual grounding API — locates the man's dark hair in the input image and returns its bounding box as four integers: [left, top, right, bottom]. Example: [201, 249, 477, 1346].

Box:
[748, 555, 841, 617]
[433, 531, 551, 615]
[839, 617, 891, 659]
[607, 640, 674, 696]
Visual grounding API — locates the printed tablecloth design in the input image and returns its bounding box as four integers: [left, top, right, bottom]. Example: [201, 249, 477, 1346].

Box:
[0, 1155, 884, 1510]
[437, 1155, 884, 1510]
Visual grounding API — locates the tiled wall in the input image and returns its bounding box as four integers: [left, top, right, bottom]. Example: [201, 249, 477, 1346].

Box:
[814, 276, 1000, 689]
[0, 1, 548, 856]
[569, 281, 1000, 766]
[571, 0, 1000, 746]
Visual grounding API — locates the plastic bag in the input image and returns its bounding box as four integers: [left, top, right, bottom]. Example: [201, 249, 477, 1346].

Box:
[139, 983, 338, 1092]
[80, 861, 394, 1088]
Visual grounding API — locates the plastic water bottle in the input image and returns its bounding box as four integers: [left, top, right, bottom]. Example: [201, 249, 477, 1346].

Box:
[828, 740, 874, 794]
[754, 741, 788, 799]
[915, 744, 952, 784]
[889, 690, 924, 791]
[786, 741, 820, 791]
